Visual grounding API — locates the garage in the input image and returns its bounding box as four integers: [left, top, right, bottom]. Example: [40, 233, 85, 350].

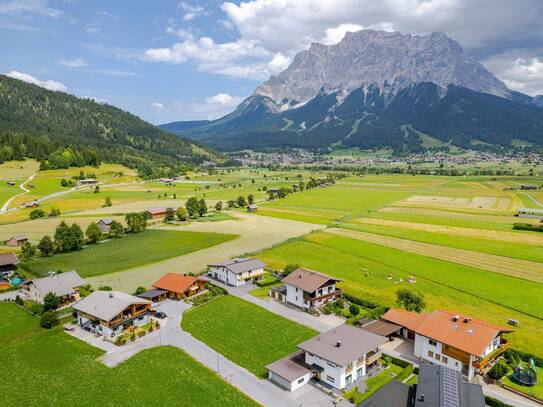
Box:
[266, 351, 312, 392]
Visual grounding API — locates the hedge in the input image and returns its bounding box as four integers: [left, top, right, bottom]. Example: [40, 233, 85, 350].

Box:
[343, 293, 380, 309]
[484, 396, 514, 407]
[382, 354, 411, 369]
[513, 223, 543, 232]
[395, 364, 414, 382]
[255, 279, 281, 288]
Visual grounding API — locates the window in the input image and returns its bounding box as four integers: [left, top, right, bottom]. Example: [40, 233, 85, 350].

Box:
[347, 362, 353, 369]
[326, 375, 335, 383]
[429, 339, 437, 346]
[434, 353, 441, 361]
[455, 362, 459, 367]
[442, 356, 448, 364]
[297, 378, 304, 384]
[428, 350, 434, 358]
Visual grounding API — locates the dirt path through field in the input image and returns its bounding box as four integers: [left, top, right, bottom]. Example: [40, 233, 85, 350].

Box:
[0, 172, 36, 213]
[522, 193, 543, 208]
[327, 227, 543, 283]
[354, 217, 543, 246]
[87, 212, 325, 292]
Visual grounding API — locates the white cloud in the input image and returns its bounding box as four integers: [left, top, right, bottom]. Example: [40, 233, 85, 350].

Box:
[179, 1, 208, 21]
[0, 0, 63, 18]
[153, 93, 245, 122]
[484, 52, 543, 96]
[59, 58, 87, 68]
[142, 0, 543, 84]
[93, 69, 138, 77]
[5, 70, 66, 92]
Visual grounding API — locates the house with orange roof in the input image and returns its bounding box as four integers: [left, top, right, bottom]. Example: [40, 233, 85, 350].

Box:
[152, 273, 206, 300]
[382, 308, 513, 380]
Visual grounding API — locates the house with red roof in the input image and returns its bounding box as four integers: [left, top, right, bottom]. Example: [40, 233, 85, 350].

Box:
[382, 308, 513, 380]
[151, 273, 206, 300]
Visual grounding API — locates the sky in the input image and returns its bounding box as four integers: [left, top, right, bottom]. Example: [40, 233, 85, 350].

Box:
[1, 0, 543, 125]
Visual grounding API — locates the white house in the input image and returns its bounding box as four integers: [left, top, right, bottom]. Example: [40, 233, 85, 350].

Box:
[21, 271, 86, 305]
[267, 324, 386, 391]
[382, 309, 512, 380]
[207, 257, 266, 286]
[280, 267, 341, 310]
[73, 291, 152, 338]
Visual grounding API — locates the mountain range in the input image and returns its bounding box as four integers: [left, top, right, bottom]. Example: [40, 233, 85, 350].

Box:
[0, 75, 219, 175]
[161, 30, 543, 153]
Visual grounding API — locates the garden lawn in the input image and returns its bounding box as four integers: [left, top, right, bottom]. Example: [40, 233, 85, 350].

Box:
[344, 362, 404, 404]
[0, 303, 257, 407]
[182, 295, 317, 377]
[21, 229, 237, 277]
[502, 366, 543, 401]
[256, 232, 543, 358]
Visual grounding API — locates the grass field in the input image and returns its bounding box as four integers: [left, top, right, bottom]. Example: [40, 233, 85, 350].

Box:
[0, 159, 39, 179]
[0, 303, 258, 407]
[336, 226, 543, 279]
[502, 366, 543, 401]
[182, 295, 317, 377]
[21, 229, 237, 278]
[255, 231, 543, 356]
[258, 184, 411, 224]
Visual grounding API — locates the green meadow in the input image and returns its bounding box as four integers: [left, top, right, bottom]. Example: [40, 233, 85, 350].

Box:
[22, 229, 237, 278]
[182, 295, 317, 378]
[0, 303, 257, 407]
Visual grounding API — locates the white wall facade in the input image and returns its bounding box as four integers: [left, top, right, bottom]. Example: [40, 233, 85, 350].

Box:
[77, 312, 149, 338]
[268, 371, 311, 392]
[208, 266, 239, 286]
[285, 284, 309, 309]
[415, 333, 475, 378]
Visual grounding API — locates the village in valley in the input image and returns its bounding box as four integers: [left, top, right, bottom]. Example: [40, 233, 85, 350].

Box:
[0, 158, 542, 407]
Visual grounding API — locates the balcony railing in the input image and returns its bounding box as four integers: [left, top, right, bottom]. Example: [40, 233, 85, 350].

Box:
[304, 289, 342, 302]
[366, 350, 382, 365]
[472, 340, 510, 369]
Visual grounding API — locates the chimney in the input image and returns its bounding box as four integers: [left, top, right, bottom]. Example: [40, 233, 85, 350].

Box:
[452, 315, 459, 322]
[463, 317, 471, 323]
[336, 340, 342, 348]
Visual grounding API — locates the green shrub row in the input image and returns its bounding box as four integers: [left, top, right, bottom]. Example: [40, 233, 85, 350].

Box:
[255, 279, 281, 288]
[382, 354, 411, 369]
[343, 293, 380, 309]
[395, 363, 414, 382]
[484, 396, 513, 407]
[513, 223, 543, 232]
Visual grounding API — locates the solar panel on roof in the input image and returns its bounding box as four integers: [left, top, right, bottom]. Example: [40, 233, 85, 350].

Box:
[441, 367, 460, 407]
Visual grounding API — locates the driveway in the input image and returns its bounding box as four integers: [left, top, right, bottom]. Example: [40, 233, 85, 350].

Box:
[0, 290, 21, 301]
[203, 276, 345, 333]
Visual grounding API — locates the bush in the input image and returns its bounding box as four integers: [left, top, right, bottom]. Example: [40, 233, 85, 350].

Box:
[283, 263, 299, 275]
[513, 223, 543, 232]
[349, 303, 360, 316]
[395, 363, 414, 382]
[255, 278, 280, 288]
[485, 396, 514, 407]
[504, 348, 543, 368]
[30, 209, 46, 219]
[40, 312, 59, 329]
[98, 285, 112, 291]
[488, 360, 509, 380]
[343, 292, 380, 309]
[133, 286, 146, 295]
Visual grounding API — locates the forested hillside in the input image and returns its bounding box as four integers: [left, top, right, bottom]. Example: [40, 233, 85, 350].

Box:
[0, 75, 219, 177]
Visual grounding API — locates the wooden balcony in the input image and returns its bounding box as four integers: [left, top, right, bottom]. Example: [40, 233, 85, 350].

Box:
[108, 308, 149, 327]
[304, 289, 342, 302]
[366, 350, 382, 365]
[237, 270, 265, 281]
[442, 344, 471, 365]
[472, 340, 510, 369]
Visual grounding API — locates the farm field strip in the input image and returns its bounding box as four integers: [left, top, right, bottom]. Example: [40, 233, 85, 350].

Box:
[400, 195, 514, 211]
[374, 206, 540, 230]
[355, 217, 543, 245]
[342, 221, 543, 264]
[327, 227, 543, 284]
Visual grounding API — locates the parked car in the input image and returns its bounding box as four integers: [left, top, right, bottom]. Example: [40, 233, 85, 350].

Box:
[155, 311, 167, 319]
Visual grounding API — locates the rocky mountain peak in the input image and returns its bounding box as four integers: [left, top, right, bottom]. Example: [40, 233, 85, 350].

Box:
[254, 29, 509, 106]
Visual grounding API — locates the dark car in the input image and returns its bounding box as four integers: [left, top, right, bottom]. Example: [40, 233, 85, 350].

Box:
[155, 311, 167, 319]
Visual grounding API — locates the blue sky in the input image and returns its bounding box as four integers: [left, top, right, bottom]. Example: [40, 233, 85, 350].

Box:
[2, 0, 543, 125]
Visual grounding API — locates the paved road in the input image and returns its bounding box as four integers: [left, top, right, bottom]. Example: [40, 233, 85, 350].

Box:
[202, 277, 344, 333]
[0, 290, 21, 301]
[0, 172, 36, 212]
[473, 376, 541, 407]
